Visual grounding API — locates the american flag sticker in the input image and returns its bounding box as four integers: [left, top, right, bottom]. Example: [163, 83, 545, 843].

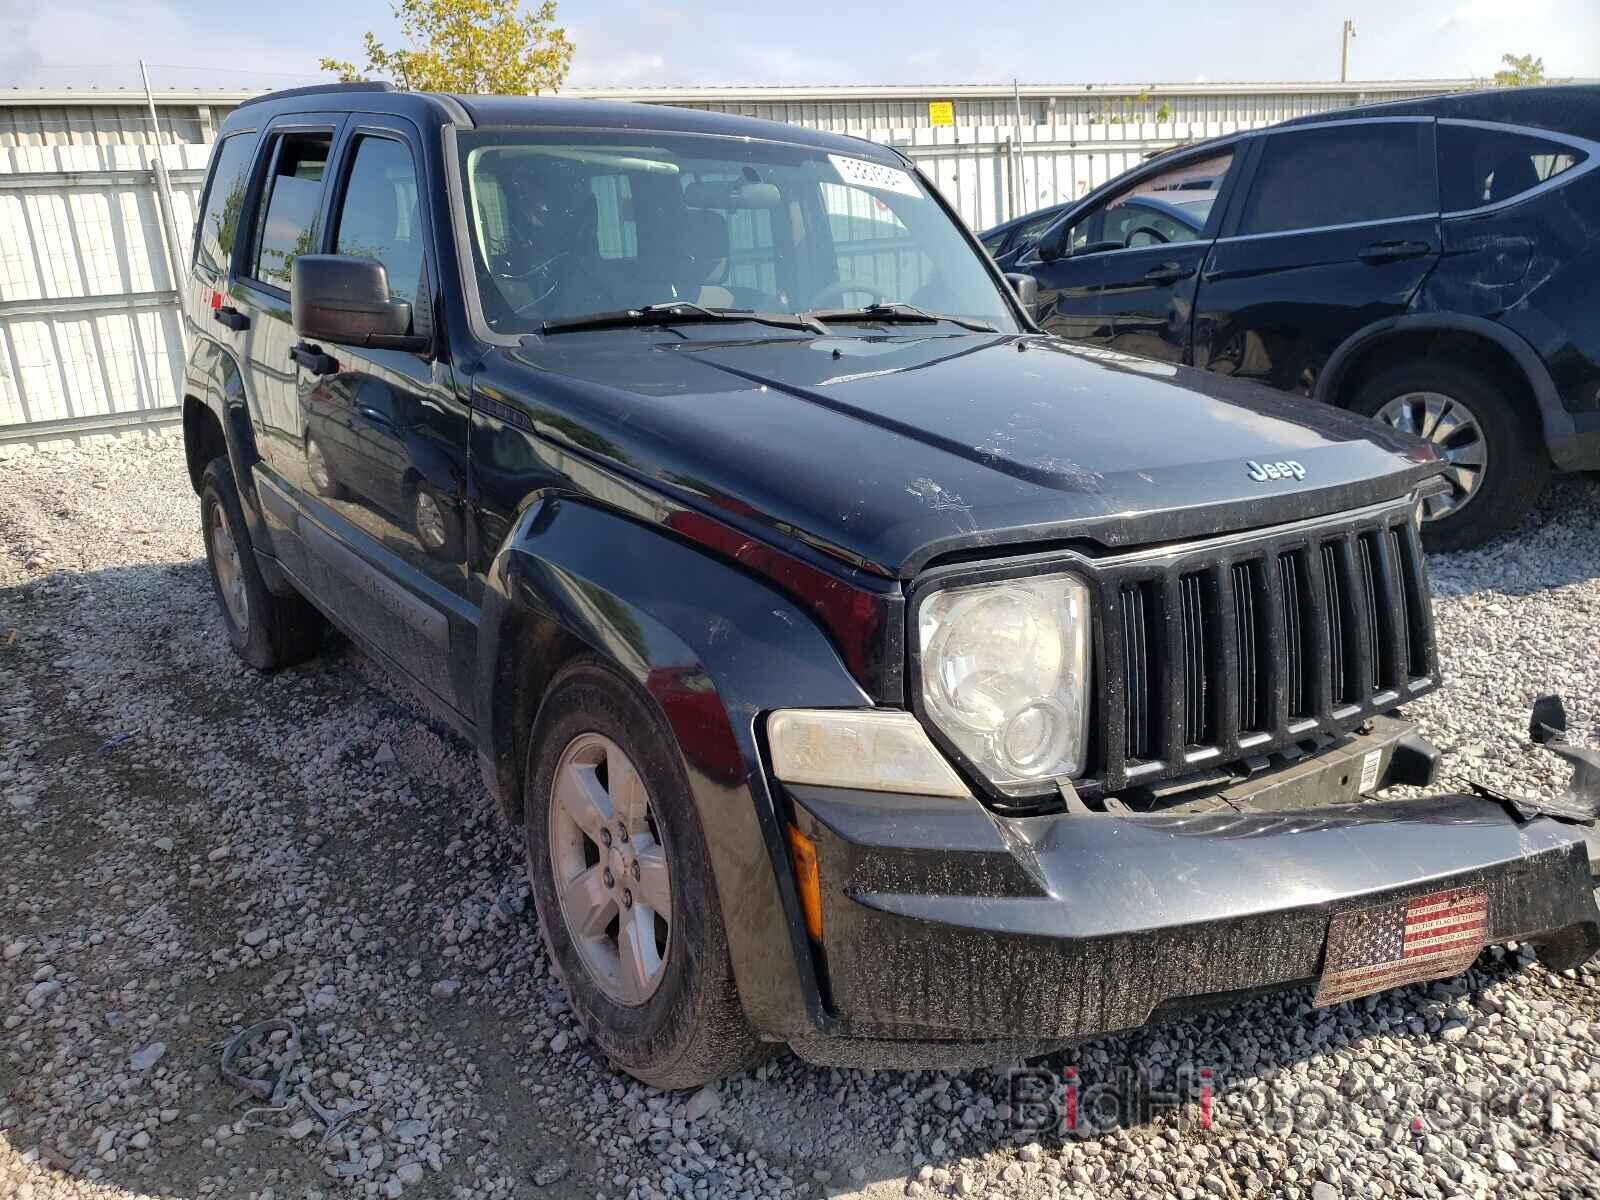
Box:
[1313, 887, 1489, 1007]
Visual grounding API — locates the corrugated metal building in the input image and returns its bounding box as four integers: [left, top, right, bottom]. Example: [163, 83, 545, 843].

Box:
[0, 79, 1475, 446]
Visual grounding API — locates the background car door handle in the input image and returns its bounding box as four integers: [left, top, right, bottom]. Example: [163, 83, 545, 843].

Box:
[211, 305, 249, 332]
[1357, 240, 1432, 264]
[1142, 262, 1193, 285]
[289, 343, 339, 375]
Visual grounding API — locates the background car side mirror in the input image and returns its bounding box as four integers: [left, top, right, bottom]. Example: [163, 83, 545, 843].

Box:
[292, 256, 427, 352]
[1036, 224, 1067, 261]
[1004, 272, 1038, 313]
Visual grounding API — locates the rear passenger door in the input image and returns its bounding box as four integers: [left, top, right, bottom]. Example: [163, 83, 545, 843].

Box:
[228, 117, 343, 490]
[1193, 119, 1440, 392]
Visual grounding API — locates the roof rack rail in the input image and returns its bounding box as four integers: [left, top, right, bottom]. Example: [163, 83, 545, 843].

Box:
[236, 81, 397, 110]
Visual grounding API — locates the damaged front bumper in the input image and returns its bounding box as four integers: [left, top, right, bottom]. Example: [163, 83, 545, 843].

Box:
[780, 719, 1600, 1070]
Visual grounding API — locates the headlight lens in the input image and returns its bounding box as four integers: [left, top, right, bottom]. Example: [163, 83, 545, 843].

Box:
[918, 573, 1091, 792]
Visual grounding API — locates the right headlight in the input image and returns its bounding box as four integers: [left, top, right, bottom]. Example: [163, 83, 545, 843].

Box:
[917, 572, 1092, 794]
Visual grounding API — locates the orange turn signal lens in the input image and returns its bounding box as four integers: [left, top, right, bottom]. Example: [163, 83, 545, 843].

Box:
[786, 823, 823, 942]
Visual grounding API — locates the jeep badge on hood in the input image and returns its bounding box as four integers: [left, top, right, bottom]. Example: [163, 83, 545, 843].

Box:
[1247, 458, 1307, 482]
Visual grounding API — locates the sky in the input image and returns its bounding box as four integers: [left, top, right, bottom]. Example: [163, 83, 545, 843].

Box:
[3, 0, 1597, 93]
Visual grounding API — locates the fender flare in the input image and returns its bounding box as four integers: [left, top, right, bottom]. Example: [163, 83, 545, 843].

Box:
[1313, 312, 1575, 449]
[186, 340, 286, 571]
[476, 495, 871, 1038]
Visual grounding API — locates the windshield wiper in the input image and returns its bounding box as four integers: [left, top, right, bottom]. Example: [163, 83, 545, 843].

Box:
[805, 302, 997, 333]
[541, 302, 827, 336]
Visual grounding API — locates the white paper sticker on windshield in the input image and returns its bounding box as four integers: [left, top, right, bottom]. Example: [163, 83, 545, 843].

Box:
[828, 153, 921, 198]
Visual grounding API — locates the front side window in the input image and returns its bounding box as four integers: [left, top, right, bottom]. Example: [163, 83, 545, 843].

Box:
[194, 132, 259, 277]
[457, 131, 1018, 334]
[250, 132, 332, 289]
[333, 136, 425, 305]
[1240, 122, 1433, 236]
[1438, 123, 1585, 211]
[1064, 150, 1230, 255]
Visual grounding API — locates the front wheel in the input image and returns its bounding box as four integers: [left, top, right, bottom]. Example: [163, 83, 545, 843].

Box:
[1347, 361, 1550, 552]
[522, 658, 766, 1088]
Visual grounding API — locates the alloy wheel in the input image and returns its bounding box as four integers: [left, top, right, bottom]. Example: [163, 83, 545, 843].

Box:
[209, 504, 250, 632]
[1374, 390, 1488, 521]
[548, 733, 672, 1005]
[306, 439, 332, 494]
[415, 489, 447, 550]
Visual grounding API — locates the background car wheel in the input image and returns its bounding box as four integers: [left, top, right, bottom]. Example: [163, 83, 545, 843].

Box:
[412, 481, 461, 559]
[200, 458, 324, 670]
[305, 436, 346, 499]
[523, 658, 767, 1089]
[1347, 361, 1550, 552]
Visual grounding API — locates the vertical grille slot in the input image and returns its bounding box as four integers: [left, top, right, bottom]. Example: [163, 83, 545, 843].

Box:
[1179, 572, 1212, 747]
[1321, 543, 1347, 705]
[1392, 524, 1432, 681]
[1387, 527, 1413, 678]
[1358, 532, 1391, 688]
[1279, 551, 1311, 718]
[1120, 582, 1155, 761]
[1231, 560, 1267, 732]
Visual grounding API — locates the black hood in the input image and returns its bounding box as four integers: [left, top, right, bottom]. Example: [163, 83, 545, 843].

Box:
[489, 331, 1441, 577]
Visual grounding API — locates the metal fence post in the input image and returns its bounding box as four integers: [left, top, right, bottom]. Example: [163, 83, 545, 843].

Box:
[141, 60, 190, 361]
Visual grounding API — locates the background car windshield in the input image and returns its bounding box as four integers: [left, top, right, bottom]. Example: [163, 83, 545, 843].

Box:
[456, 131, 1018, 333]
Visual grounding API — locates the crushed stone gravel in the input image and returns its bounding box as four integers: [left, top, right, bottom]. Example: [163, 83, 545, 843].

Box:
[2, 435, 1598, 1200]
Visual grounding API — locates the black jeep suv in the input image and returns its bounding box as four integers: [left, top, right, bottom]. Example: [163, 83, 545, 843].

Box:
[182, 83, 1600, 1086]
[992, 85, 1600, 551]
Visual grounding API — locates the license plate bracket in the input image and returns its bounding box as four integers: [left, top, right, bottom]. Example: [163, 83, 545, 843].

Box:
[1313, 886, 1488, 1007]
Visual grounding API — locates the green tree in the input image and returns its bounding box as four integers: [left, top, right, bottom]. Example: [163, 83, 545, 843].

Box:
[1492, 53, 1546, 88]
[321, 0, 574, 95]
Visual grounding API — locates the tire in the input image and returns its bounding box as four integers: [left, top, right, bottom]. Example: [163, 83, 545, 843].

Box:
[523, 657, 766, 1088]
[1346, 361, 1550, 552]
[200, 458, 324, 671]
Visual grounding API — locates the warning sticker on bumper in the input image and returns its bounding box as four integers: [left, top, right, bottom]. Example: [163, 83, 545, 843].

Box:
[1313, 887, 1488, 1007]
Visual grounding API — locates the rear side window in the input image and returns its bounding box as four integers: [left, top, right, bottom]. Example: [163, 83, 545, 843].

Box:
[333, 136, 425, 305]
[1438, 123, 1585, 211]
[1240, 122, 1434, 236]
[194, 132, 258, 277]
[250, 133, 332, 290]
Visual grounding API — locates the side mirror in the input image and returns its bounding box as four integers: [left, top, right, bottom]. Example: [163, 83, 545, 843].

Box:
[1004, 272, 1038, 312]
[291, 255, 426, 352]
[1036, 224, 1067, 261]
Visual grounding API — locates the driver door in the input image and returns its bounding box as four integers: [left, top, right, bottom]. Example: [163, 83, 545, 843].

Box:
[1096, 150, 1237, 363]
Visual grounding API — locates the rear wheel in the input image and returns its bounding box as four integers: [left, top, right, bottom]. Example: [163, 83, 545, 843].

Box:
[1347, 361, 1549, 552]
[522, 658, 766, 1088]
[200, 458, 324, 670]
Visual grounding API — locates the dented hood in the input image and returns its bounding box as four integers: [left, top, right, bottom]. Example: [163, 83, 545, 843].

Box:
[496, 331, 1441, 577]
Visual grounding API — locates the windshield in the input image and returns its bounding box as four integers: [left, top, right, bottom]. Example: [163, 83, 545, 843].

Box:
[455, 130, 1019, 335]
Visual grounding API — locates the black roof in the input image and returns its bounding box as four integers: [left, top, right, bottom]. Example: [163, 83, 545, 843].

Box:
[223, 84, 898, 161]
[1281, 82, 1600, 138]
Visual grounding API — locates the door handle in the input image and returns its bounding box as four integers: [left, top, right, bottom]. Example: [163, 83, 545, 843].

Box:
[212, 305, 250, 332]
[357, 404, 392, 427]
[1357, 240, 1432, 264]
[1142, 261, 1193, 285]
[289, 343, 339, 376]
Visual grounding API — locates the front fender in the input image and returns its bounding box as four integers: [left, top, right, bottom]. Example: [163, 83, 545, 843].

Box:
[477, 495, 871, 1037]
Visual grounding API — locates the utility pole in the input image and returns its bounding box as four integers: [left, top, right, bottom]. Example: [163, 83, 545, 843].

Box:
[1339, 20, 1356, 83]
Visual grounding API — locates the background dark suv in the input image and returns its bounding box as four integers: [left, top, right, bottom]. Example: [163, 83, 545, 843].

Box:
[993, 85, 1600, 550]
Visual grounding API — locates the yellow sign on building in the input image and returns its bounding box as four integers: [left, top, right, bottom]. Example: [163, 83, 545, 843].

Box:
[928, 101, 955, 127]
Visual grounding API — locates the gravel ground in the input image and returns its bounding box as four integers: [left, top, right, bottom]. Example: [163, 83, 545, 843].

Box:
[2, 435, 1598, 1200]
